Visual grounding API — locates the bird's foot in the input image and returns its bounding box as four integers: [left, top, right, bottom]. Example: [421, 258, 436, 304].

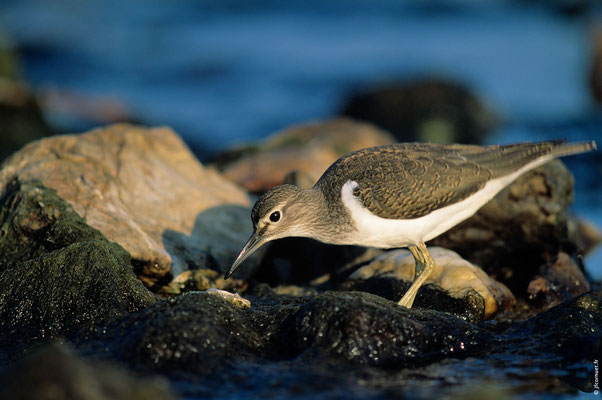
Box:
[397, 288, 418, 308]
[397, 242, 434, 309]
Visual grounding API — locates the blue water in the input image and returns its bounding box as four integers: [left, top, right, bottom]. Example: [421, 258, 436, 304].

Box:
[1, 0, 601, 280]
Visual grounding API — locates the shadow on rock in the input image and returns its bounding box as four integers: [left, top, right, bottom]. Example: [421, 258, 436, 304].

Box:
[161, 204, 262, 293]
[252, 237, 379, 286]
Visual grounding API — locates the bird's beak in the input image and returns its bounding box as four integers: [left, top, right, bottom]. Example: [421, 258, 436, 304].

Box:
[224, 233, 266, 279]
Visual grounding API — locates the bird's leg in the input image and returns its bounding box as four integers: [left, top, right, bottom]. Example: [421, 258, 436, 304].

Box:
[397, 242, 435, 308]
[408, 244, 426, 278]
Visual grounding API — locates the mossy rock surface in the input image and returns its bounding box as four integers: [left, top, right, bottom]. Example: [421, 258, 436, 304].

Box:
[0, 179, 156, 350]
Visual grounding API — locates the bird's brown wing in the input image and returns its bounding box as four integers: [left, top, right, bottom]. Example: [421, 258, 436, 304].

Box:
[322, 142, 560, 220]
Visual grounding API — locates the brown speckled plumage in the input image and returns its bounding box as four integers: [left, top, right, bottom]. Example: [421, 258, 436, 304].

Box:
[315, 140, 585, 220]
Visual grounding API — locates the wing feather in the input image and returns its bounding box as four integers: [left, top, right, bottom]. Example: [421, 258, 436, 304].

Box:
[317, 142, 563, 220]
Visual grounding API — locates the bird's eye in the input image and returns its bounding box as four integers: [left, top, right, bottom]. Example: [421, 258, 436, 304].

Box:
[269, 211, 281, 222]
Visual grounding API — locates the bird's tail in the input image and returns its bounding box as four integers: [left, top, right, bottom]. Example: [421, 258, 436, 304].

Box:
[552, 140, 597, 158]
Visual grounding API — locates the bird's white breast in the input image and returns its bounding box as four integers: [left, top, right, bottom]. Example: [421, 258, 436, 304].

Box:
[340, 155, 553, 248]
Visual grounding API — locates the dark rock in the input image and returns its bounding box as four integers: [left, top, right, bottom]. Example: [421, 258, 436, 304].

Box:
[275, 291, 492, 366]
[340, 278, 485, 323]
[499, 294, 601, 368]
[82, 290, 490, 377]
[0, 42, 55, 163]
[527, 252, 590, 308]
[80, 291, 275, 377]
[433, 294, 602, 395]
[0, 179, 156, 350]
[341, 78, 499, 145]
[71, 288, 600, 398]
[0, 79, 54, 163]
[0, 342, 174, 400]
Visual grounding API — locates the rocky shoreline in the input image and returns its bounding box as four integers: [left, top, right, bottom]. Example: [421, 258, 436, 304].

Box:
[0, 123, 600, 399]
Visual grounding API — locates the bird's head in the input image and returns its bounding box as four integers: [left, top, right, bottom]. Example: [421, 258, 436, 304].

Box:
[225, 184, 307, 279]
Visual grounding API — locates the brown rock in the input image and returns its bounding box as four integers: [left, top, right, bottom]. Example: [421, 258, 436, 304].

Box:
[37, 87, 138, 126]
[527, 252, 591, 308]
[350, 247, 515, 319]
[213, 118, 395, 193]
[0, 124, 254, 288]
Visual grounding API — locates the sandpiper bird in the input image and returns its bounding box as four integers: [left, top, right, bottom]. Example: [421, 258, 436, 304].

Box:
[225, 140, 596, 308]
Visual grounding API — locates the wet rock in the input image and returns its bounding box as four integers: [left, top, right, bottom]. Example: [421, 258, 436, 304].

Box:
[0, 180, 156, 349]
[340, 277, 486, 323]
[81, 292, 273, 377]
[83, 290, 490, 378]
[0, 124, 254, 288]
[274, 291, 492, 367]
[0, 342, 174, 400]
[341, 78, 499, 145]
[500, 294, 601, 366]
[430, 160, 579, 295]
[527, 252, 590, 308]
[348, 247, 515, 320]
[75, 287, 599, 398]
[213, 118, 395, 193]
